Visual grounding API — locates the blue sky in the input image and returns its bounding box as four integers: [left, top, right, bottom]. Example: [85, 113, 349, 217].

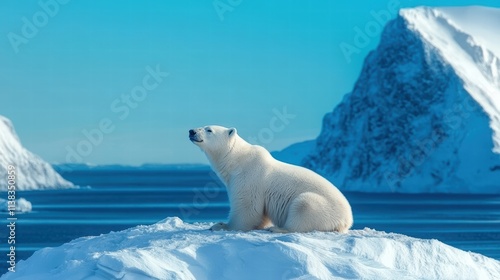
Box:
[1, 0, 499, 165]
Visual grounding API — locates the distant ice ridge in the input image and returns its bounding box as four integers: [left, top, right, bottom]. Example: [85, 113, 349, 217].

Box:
[0, 115, 74, 191]
[0, 198, 32, 213]
[270, 140, 315, 166]
[277, 6, 500, 193]
[1, 217, 499, 280]
[52, 163, 211, 172]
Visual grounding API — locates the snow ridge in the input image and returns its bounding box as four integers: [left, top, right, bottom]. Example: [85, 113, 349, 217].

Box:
[0, 115, 74, 191]
[403, 7, 500, 151]
[2, 217, 499, 280]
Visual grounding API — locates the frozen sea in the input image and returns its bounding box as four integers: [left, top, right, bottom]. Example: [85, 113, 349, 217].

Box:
[1, 166, 499, 273]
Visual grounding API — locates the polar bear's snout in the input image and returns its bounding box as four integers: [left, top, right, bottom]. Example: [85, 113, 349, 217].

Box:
[189, 128, 203, 143]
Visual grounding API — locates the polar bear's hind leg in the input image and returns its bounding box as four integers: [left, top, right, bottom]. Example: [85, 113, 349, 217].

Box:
[284, 192, 340, 232]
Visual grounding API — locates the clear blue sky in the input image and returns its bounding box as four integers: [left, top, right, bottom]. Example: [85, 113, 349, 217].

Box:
[1, 0, 499, 165]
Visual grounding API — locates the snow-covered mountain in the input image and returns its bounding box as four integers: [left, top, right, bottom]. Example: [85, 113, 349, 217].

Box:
[3, 217, 499, 280]
[278, 6, 500, 193]
[0, 115, 74, 191]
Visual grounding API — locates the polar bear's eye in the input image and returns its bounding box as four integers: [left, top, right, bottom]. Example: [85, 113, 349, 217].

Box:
[206, 129, 213, 133]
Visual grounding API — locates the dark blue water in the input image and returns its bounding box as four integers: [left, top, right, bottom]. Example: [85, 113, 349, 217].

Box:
[1, 168, 499, 273]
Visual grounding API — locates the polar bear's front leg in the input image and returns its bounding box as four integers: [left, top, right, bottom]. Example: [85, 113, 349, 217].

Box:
[210, 222, 229, 231]
[211, 203, 264, 231]
[225, 199, 267, 231]
[267, 226, 289, 233]
[211, 215, 270, 231]
[209, 213, 262, 231]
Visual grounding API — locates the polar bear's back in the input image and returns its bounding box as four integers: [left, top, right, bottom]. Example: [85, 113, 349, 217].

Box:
[250, 145, 348, 201]
[269, 158, 339, 190]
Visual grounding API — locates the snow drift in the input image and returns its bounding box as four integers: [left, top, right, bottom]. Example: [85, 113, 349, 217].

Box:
[2, 217, 499, 280]
[278, 6, 500, 193]
[0, 115, 74, 191]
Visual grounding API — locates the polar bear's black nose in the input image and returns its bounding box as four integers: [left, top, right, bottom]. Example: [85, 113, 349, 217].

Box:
[189, 129, 196, 136]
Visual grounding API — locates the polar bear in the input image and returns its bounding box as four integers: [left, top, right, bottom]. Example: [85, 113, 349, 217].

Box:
[189, 125, 353, 233]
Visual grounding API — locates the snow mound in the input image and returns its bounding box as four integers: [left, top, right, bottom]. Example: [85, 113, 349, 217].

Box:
[2, 217, 499, 280]
[0, 198, 32, 213]
[0, 116, 74, 191]
[296, 6, 500, 193]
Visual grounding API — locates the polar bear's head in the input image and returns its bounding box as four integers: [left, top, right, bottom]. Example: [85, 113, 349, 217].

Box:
[189, 125, 237, 155]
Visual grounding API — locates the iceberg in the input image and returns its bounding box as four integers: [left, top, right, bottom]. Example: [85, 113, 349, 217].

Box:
[2, 217, 499, 280]
[0, 197, 32, 213]
[278, 6, 500, 193]
[0, 115, 74, 191]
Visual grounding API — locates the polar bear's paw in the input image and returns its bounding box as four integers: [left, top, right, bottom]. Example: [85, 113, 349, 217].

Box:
[268, 226, 289, 233]
[210, 222, 229, 231]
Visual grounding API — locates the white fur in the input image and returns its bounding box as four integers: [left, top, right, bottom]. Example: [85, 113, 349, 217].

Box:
[189, 125, 353, 233]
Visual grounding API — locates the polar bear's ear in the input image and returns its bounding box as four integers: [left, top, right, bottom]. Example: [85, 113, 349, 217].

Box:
[228, 128, 237, 137]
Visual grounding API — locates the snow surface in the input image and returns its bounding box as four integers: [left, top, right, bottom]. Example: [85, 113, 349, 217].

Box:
[0, 116, 74, 191]
[402, 6, 500, 152]
[2, 217, 499, 280]
[435, 6, 500, 59]
[278, 6, 500, 193]
[0, 197, 32, 213]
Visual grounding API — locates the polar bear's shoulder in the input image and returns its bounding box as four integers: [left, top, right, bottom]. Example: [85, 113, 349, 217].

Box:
[235, 144, 274, 165]
[251, 144, 270, 154]
[250, 144, 274, 159]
